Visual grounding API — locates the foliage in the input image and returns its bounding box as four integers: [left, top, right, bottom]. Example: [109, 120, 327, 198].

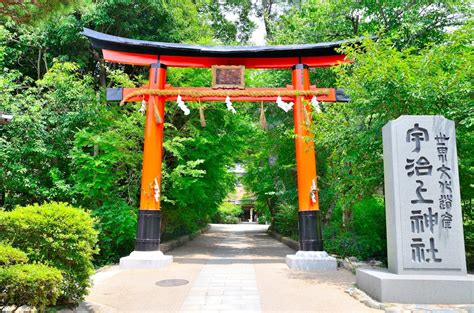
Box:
[0, 0, 82, 24]
[201, 0, 255, 44]
[329, 25, 473, 220]
[0, 63, 96, 209]
[0, 202, 98, 304]
[160, 104, 254, 240]
[273, 204, 298, 240]
[241, 81, 298, 231]
[0, 243, 28, 266]
[221, 216, 240, 224]
[465, 217, 474, 271]
[213, 202, 243, 224]
[272, 0, 471, 48]
[218, 202, 243, 216]
[0, 0, 214, 81]
[0, 263, 63, 310]
[324, 196, 386, 261]
[89, 201, 137, 266]
[70, 94, 143, 264]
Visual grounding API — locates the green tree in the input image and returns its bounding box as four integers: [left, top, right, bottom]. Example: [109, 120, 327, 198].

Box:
[0, 63, 96, 208]
[328, 24, 473, 222]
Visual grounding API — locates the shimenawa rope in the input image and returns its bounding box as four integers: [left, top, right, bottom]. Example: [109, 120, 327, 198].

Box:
[120, 88, 330, 106]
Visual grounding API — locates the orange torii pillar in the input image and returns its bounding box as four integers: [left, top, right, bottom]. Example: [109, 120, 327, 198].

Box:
[119, 63, 173, 269]
[286, 64, 336, 270]
[292, 64, 322, 251]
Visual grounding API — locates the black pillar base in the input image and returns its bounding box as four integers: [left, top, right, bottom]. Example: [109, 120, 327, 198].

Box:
[135, 210, 161, 251]
[298, 210, 323, 251]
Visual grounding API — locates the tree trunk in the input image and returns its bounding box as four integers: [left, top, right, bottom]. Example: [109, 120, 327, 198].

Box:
[37, 48, 42, 80]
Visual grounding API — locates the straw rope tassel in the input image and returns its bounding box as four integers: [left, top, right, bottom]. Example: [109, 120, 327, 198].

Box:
[259, 102, 267, 130]
[199, 106, 206, 127]
[153, 103, 163, 124]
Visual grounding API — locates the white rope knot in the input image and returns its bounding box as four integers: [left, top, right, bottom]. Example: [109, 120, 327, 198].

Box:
[177, 95, 190, 115]
[310, 178, 318, 204]
[225, 96, 236, 114]
[311, 96, 322, 113]
[153, 178, 160, 203]
[276, 96, 293, 112]
[139, 99, 147, 115]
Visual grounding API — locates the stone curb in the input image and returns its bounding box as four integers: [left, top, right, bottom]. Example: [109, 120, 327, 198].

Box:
[160, 224, 210, 253]
[1, 305, 38, 313]
[267, 230, 300, 251]
[345, 287, 386, 311]
[55, 300, 118, 313]
[339, 257, 384, 273]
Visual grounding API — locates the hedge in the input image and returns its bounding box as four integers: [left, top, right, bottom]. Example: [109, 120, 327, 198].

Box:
[0, 243, 28, 266]
[0, 263, 63, 310]
[0, 202, 99, 304]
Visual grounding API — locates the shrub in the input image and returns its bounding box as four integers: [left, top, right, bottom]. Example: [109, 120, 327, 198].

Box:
[274, 203, 298, 239]
[218, 202, 242, 216]
[324, 196, 387, 261]
[0, 202, 99, 304]
[0, 243, 28, 266]
[0, 264, 63, 311]
[92, 201, 137, 266]
[213, 202, 243, 224]
[221, 215, 240, 224]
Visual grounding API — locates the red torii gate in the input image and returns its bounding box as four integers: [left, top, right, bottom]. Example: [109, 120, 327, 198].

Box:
[83, 28, 351, 267]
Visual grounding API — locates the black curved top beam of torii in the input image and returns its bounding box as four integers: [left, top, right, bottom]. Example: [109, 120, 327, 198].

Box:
[83, 27, 356, 59]
[82, 27, 363, 73]
[82, 28, 359, 102]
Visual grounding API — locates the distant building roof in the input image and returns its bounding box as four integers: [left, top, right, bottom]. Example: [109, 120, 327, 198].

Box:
[228, 164, 246, 174]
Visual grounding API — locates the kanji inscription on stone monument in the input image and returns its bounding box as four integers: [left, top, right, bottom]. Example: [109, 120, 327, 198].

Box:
[382, 115, 466, 275]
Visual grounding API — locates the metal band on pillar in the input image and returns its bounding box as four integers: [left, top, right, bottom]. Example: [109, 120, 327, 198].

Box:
[298, 211, 323, 251]
[135, 210, 161, 251]
[292, 63, 323, 252]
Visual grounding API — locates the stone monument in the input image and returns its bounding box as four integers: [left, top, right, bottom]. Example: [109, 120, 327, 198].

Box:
[356, 115, 473, 304]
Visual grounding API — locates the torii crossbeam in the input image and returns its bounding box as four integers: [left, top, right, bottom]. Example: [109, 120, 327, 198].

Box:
[83, 28, 353, 270]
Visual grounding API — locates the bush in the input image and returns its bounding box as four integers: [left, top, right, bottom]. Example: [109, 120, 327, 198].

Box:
[221, 215, 240, 224]
[0, 202, 99, 304]
[0, 244, 28, 266]
[92, 201, 137, 266]
[324, 196, 387, 261]
[0, 264, 63, 310]
[219, 202, 242, 216]
[213, 202, 243, 224]
[274, 204, 298, 239]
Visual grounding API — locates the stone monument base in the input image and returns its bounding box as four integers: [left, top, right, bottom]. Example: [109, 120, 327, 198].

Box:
[356, 268, 474, 304]
[286, 251, 337, 270]
[119, 251, 173, 269]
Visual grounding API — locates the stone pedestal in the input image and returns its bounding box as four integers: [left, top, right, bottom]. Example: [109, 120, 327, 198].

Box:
[286, 251, 337, 270]
[357, 268, 474, 304]
[119, 251, 172, 269]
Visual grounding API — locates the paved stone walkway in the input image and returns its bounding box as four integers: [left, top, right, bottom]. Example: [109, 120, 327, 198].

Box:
[84, 223, 379, 313]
